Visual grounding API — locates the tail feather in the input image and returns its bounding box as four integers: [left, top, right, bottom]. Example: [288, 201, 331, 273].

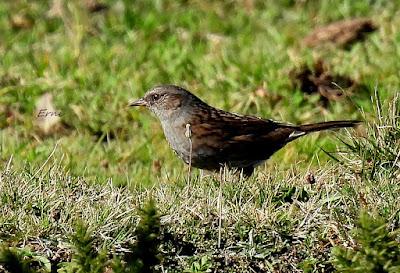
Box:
[298, 120, 361, 133]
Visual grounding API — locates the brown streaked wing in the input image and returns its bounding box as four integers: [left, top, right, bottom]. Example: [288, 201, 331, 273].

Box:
[189, 107, 296, 162]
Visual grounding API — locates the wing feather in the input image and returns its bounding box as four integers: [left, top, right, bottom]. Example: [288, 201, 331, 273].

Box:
[188, 107, 297, 165]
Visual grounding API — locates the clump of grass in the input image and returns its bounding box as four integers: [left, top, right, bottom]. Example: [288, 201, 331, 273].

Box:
[332, 91, 400, 178]
[61, 221, 108, 273]
[112, 198, 162, 273]
[331, 211, 400, 273]
[0, 199, 162, 273]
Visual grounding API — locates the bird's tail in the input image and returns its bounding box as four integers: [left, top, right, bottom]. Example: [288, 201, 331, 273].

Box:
[298, 120, 361, 133]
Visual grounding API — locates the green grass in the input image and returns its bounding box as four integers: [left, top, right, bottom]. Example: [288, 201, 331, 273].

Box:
[1, 0, 400, 272]
[2, 0, 400, 184]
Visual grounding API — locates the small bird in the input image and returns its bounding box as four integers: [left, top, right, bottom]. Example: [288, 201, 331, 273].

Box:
[129, 85, 360, 177]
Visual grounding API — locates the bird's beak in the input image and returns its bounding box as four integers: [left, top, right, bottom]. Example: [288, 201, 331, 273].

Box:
[128, 98, 147, 107]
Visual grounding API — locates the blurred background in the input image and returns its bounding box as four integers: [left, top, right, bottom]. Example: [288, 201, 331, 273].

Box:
[1, 0, 399, 185]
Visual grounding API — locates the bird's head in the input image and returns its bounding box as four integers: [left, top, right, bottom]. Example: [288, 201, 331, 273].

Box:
[129, 85, 200, 121]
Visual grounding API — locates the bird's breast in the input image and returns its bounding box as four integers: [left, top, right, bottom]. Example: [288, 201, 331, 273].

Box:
[160, 121, 218, 168]
[161, 122, 190, 159]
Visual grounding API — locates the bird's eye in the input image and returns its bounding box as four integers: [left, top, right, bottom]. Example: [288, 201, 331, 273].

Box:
[152, 94, 160, 101]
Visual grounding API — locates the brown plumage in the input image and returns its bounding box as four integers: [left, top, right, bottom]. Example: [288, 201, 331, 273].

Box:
[129, 85, 360, 177]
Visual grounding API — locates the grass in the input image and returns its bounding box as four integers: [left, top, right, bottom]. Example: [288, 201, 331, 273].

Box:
[2, 0, 400, 184]
[0, 99, 399, 271]
[1, 0, 400, 272]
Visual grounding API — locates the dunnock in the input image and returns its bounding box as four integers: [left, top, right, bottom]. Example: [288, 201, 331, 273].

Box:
[129, 85, 360, 177]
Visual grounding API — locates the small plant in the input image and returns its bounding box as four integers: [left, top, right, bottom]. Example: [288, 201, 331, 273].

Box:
[331, 211, 400, 272]
[272, 186, 309, 205]
[0, 245, 50, 273]
[112, 198, 162, 273]
[184, 255, 212, 273]
[60, 221, 108, 273]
